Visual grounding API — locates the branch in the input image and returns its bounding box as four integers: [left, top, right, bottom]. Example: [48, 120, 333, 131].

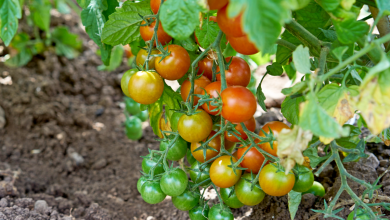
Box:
[369, 6, 390, 51]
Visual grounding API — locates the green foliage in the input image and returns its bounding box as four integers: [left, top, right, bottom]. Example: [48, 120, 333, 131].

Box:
[0, 0, 22, 46]
[281, 96, 304, 125]
[30, 0, 51, 31]
[195, 19, 227, 50]
[98, 45, 124, 71]
[288, 190, 302, 219]
[52, 26, 82, 59]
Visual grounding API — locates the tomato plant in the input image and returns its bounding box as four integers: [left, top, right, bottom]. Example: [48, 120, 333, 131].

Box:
[189, 205, 209, 220]
[235, 173, 265, 206]
[191, 131, 221, 162]
[178, 110, 213, 143]
[208, 205, 233, 220]
[227, 35, 259, 55]
[216, 4, 244, 37]
[159, 135, 187, 161]
[225, 117, 256, 142]
[197, 57, 214, 81]
[210, 155, 241, 188]
[201, 81, 224, 116]
[140, 20, 172, 46]
[172, 187, 200, 211]
[128, 71, 164, 105]
[136, 49, 159, 69]
[258, 121, 290, 157]
[221, 86, 257, 123]
[216, 57, 251, 87]
[190, 162, 211, 187]
[160, 168, 188, 197]
[181, 75, 211, 106]
[259, 163, 295, 197]
[141, 180, 166, 204]
[125, 116, 143, 140]
[220, 187, 244, 209]
[142, 154, 165, 175]
[236, 145, 265, 174]
[121, 69, 137, 98]
[155, 45, 190, 80]
[347, 209, 372, 220]
[292, 165, 314, 193]
[150, 0, 160, 14]
[303, 181, 325, 197]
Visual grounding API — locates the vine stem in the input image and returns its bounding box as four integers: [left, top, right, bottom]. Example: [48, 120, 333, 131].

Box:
[317, 46, 329, 76]
[144, 0, 162, 70]
[276, 39, 297, 51]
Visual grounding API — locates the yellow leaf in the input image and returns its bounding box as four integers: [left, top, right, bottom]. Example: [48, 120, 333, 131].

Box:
[277, 126, 313, 174]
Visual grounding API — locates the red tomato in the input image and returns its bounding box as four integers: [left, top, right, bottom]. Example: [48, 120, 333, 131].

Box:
[181, 75, 211, 106]
[209, 16, 217, 22]
[217, 57, 251, 87]
[221, 86, 257, 123]
[228, 35, 259, 55]
[237, 145, 266, 173]
[140, 20, 172, 46]
[225, 117, 256, 142]
[210, 155, 242, 188]
[258, 121, 290, 157]
[208, 0, 228, 10]
[123, 45, 133, 58]
[150, 0, 160, 14]
[217, 4, 244, 37]
[155, 45, 190, 80]
[201, 81, 223, 116]
[191, 131, 221, 162]
[128, 71, 164, 104]
[259, 163, 295, 196]
[197, 57, 214, 81]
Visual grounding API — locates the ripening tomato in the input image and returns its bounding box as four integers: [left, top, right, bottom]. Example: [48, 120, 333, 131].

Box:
[225, 117, 256, 142]
[178, 110, 213, 143]
[217, 57, 251, 87]
[181, 75, 211, 106]
[136, 49, 159, 69]
[191, 131, 221, 163]
[207, 0, 228, 10]
[157, 115, 172, 138]
[160, 168, 188, 197]
[235, 173, 265, 206]
[221, 86, 257, 123]
[141, 180, 166, 204]
[259, 163, 295, 197]
[123, 44, 133, 58]
[292, 166, 314, 193]
[155, 45, 190, 80]
[121, 69, 137, 97]
[208, 205, 234, 220]
[220, 187, 244, 209]
[197, 57, 214, 81]
[237, 145, 265, 174]
[217, 4, 244, 37]
[128, 71, 164, 104]
[302, 181, 325, 197]
[227, 35, 259, 55]
[225, 139, 236, 151]
[201, 81, 224, 116]
[150, 0, 160, 14]
[210, 155, 242, 188]
[258, 121, 290, 157]
[140, 20, 172, 46]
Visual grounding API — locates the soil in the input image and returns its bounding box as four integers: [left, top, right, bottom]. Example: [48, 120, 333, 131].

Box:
[0, 10, 390, 220]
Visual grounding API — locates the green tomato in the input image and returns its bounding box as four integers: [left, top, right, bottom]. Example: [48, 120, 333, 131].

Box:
[208, 204, 233, 220]
[137, 176, 147, 194]
[160, 168, 188, 197]
[189, 205, 209, 220]
[235, 173, 265, 206]
[170, 112, 184, 131]
[142, 154, 165, 175]
[124, 96, 141, 115]
[121, 69, 137, 97]
[125, 116, 142, 140]
[160, 136, 188, 161]
[190, 162, 211, 187]
[292, 166, 314, 192]
[141, 180, 166, 204]
[187, 147, 197, 165]
[135, 110, 148, 122]
[172, 187, 200, 211]
[220, 187, 244, 209]
[347, 209, 371, 220]
[303, 181, 325, 197]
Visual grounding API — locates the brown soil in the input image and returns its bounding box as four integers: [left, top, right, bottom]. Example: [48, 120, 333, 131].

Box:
[0, 10, 389, 220]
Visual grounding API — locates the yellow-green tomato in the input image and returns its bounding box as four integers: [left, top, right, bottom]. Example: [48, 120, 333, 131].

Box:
[121, 69, 137, 97]
[128, 71, 164, 104]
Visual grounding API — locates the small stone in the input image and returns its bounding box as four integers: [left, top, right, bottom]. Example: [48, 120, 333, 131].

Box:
[0, 198, 7, 207]
[34, 200, 48, 214]
[360, 152, 379, 169]
[379, 159, 389, 167]
[382, 149, 390, 157]
[91, 158, 107, 170]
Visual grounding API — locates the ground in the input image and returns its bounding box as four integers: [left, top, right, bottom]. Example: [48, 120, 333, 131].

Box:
[0, 10, 389, 220]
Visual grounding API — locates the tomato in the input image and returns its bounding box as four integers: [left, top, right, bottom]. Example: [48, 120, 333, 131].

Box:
[208, 16, 217, 22]
[210, 155, 242, 188]
[128, 71, 164, 104]
[221, 86, 257, 123]
[160, 168, 188, 197]
[157, 115, 172, 138]
[225, 139, 236, 151]
[207, 0, 228, 10]
[142, 153, 165, 175]
[190, 161, 211, 187]
[189, 205, 209, 220]
[140, 20, 172, 46]
[258, 121, 290, 157]
[225, 117, 256, 142]
[155, 45, 190, 80]
[236, 145, 265, 174]
[170, 112, 184, 131]
[259, 163, 295, 197]
[302, 181, 325, 197]
[136, 49, 159, 69]
[292, 166, 314, 192]
[178, 110, 213, 143]
[150, 0, 160, 14]
[124, 96, 141, 115]
[191, 131, 221, 162]
[216, 57, 251, 87]
[172, 187, 200, 211]
[137, 176, 147, 194]
[123, 44, 133, 58]
[121, 69, 137, 97]
[347, 209, 371, 220]
[135, 110, 148, 122]
[235, 173, 265, 206]
[160, 136, 187, 161]
[217, 4, 244, 37]
[227, 35, 259, 55]
[141, 180, 166, 204]
[220, 187, 244, 208]
[125, 116, 143, 140]
[181, 75, 211, 106]
[208, 205, 233, 220]
[201, 81, 223, 116]
[197, 57, 214, 81]
[187, 149, 197, 165]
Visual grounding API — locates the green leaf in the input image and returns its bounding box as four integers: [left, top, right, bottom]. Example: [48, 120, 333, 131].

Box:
[52, 26, 82, 59]
[256, 84, 267, 112]
[4, 48, 32, 67]
[102, 0, 118, 20]
[195, 20, 223, 49]
[30, 0, 51, 31]
[332, 46, 348, 62]
[319, 28, 337, 41]
[98, 45, 124, 71]
[161, 83, 183, 121]
[293, 45, 311, 74]
[283, 63, 296, 80]
[148, 99, 163, 136]
[335, 125, 361, 148]
[129, 39, 146, 57]
[316, 0, 340, 11]
[160, 0, 203, 40]
[56, 0, 71, 14]
[343, 139, 368, 162]
[101, 0, 151, 46]
[288, 191, 302, 220]
[375, 0, 390, 16]
[281, 96, 304, 125]
[333, 18, 369, 44]
[303, 145, 330, 168]
[281, 81, 308, 95]
[340, 0, 355, 10]
[176, 37, 198, 52]
[287, 0, 310, 10]
[299, 94, 349, 138]
[266, 62, 283, 76]
[223, 43, 237, 57]
[0, 0, 22, 46]
[9, 32, 29, 51]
